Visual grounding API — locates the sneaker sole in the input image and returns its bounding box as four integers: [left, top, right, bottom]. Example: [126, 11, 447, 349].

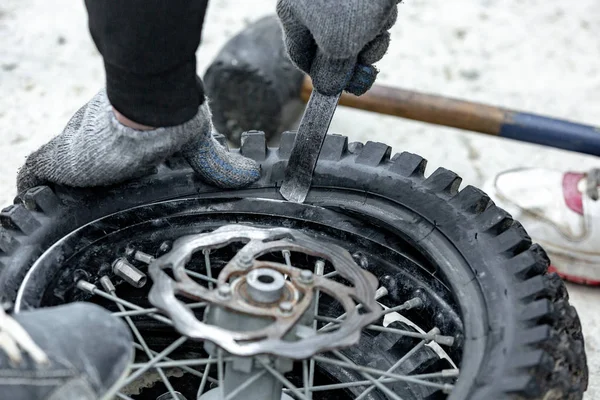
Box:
[542, 244, 600, 286]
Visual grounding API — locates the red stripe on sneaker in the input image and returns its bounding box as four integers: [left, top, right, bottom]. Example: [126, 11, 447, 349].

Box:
[549, 264, 600, 286]
[562, 172, 585, 215]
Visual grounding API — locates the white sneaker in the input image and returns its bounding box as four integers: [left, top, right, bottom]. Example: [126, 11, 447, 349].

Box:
[483, 167, 600, 285]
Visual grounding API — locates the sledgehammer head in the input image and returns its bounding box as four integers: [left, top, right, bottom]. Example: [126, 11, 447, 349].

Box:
[204, 16, 305, 146]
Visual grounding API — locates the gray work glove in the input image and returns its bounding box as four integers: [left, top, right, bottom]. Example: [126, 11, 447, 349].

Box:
[276, 0, 399, 96]
[16, 90, 261, 193]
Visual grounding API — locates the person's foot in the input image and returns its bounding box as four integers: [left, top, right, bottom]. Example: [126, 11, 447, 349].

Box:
[484, 167, 600, 285]
[17, 89, 261, 193]
[0, 302, 133, 400]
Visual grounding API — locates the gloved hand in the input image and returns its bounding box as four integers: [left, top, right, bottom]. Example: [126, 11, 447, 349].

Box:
[276, 0, 399, 96]
[16, 89, 261, 193]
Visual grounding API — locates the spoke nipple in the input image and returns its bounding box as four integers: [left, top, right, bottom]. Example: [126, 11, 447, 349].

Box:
[282, 250, 291, 264]
[375, 286, 389, 300]
[113, 258, 147, 288]
[434, 335, 455, 347]
[442, 383, 454, 394]
[279, 301, 293, 314]
[133, 251, 155, 264]
[100, 276, 116, 293]
[315, 260, 325, 275]
[425, 327, 441, 344]
[405, 297, 423, 309]
[217, 283, 231, 298]
[428, 327, 441, 336]
[76, 280, 97, 293]
[299, 269, 313, 283]
[442, 369, 460, 378]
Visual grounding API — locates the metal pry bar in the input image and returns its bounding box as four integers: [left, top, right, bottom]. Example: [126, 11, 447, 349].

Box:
[279, 89, 341, 203]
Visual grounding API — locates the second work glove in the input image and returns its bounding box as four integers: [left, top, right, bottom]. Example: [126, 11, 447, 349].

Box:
[276, 0, 399, 96]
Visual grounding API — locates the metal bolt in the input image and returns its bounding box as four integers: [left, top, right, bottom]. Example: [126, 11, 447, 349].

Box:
[299, 269, 313, 283]
[112, 258, 147, 288]
[238, 253, 252, 268]
[134, 250, 155, 265]
[279, 301, 293, 314]
[217, 283, 231, 298]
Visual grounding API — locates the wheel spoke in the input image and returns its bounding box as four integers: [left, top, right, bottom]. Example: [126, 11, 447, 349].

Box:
[111, 302, 206, 318]
[331, 350, 403, 400]
[122, 336, 188, 388]
[315, 316, 454, 346]
[77, 281, 174, 326]
[257, 358, 310, 400]
[124, 323, 178, 396]
[355, 334, 429, 400]
[283, 369, 457, 393]
[282, 250, 292, 280]
[318, 290, 410, 333]
[313, 355, 454, 391]
[101, 278, 179, 400]
[308, 260, 325, 399]
[323, 270, 338, 278]
[197, 354, 214, 397]
[282, 250, 292, 267]
[203, 249, 214, 289]
[131, 357, 230, 369]
[303, 359, 310, 398]
[283, 378, 402, 393]
[381, 298, 423, 316]
[185, 268, 218, 284]
[132, 343, 218, 385]
[365, 324, 454, 346]
[224, 370, 268, 400]
[218, 349, 225, 399]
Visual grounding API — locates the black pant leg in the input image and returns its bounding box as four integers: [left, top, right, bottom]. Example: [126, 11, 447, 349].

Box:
[85, 0, 209, 126]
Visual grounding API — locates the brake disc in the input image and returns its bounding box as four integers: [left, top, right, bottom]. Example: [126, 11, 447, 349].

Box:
[147, 224, 382, 359]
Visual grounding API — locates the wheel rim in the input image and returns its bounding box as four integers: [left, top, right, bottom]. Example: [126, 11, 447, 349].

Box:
[15, 193, 487, 400]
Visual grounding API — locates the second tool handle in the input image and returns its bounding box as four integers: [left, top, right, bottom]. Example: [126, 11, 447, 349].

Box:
[280, 90, 342, 203]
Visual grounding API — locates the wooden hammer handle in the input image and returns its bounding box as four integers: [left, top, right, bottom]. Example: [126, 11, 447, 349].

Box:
[300, 76, 600, 157]
[301, 76, 505, 135]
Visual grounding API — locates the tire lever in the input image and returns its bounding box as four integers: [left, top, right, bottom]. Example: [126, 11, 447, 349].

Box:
[279, 89, 341, 203]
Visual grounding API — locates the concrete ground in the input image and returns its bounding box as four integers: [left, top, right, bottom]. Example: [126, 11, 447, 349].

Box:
[1, 0, 599, 397]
